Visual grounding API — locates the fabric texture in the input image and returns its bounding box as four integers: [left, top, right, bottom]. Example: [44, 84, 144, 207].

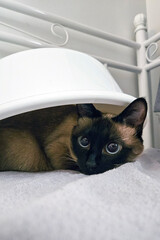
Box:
[0, 148, 160, 240]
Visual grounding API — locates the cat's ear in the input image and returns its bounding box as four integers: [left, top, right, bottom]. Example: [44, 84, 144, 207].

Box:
[76, 104, 101, 118]
[112, 98, 147, 128]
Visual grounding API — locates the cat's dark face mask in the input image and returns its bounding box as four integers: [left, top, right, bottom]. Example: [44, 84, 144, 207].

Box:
[71, 98, 147, 175]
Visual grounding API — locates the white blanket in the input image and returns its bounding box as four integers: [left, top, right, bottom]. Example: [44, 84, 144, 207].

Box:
[0, 148, 160, 240]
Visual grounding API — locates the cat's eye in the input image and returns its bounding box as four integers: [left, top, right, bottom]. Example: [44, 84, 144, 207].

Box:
[105, 142, 121, 155]
[78, 136, 90, 148]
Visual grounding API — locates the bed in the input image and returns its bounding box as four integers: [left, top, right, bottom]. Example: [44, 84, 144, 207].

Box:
[0, 1, 160, 239]
[0, 148, 160, 240]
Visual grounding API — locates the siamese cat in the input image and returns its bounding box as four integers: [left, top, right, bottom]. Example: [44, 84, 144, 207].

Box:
[0, 97, 147, 175]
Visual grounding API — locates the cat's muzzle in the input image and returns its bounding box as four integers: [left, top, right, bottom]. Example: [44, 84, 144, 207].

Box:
[85, 160, 97, 175]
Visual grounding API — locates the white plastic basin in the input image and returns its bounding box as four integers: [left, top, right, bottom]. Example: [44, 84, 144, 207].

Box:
[0, 48, 135, 119]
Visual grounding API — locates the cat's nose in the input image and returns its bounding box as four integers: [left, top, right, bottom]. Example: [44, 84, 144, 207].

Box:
[86, 160, 97, 174]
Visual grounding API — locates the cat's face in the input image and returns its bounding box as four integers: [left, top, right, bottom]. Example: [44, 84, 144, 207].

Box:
[71, 98, 147, 175]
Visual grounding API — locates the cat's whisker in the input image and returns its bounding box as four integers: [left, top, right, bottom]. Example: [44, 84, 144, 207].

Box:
[61, 155, 79, 171]
[62, 154, 76, 163]
[114, 164, 122, 168]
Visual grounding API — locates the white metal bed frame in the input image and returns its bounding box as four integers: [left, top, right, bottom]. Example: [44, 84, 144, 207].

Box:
[0, 0, 160, 148]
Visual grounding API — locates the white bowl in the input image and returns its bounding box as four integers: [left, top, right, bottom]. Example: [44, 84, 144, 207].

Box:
[0, 48, 135, 119]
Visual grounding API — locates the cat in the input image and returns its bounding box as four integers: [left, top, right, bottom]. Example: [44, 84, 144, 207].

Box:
[0, 97, 147, 175]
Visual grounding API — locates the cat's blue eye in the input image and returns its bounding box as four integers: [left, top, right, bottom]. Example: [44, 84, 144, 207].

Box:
[78, 136, 90, 148]
[105, 142, 121, 155]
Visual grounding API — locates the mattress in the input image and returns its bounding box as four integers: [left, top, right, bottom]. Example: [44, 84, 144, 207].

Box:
[0, 148, 160, 240]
